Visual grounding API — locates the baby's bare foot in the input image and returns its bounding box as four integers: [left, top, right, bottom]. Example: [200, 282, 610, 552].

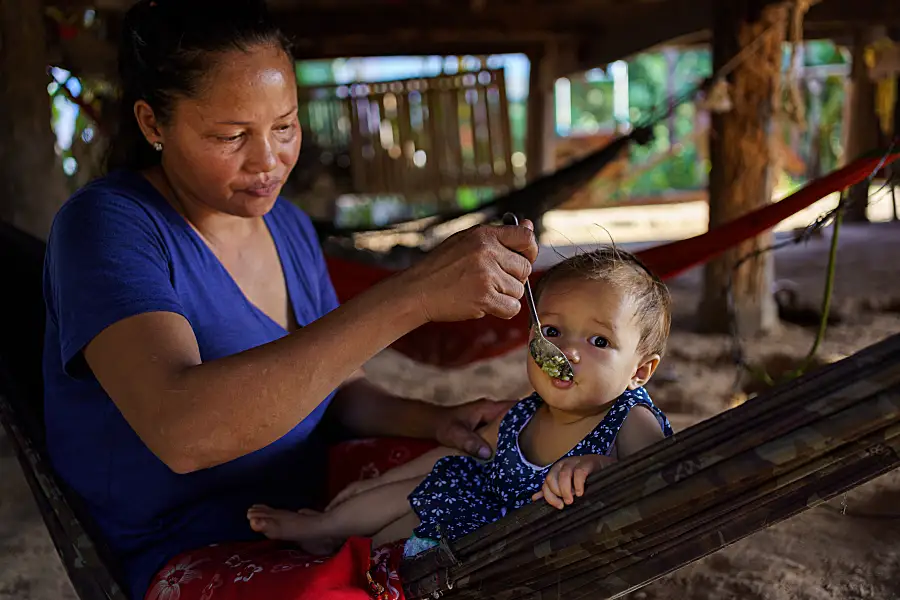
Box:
[247, 505, 341, 556]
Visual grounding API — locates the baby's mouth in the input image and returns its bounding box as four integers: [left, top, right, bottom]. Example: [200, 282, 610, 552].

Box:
[551, 377, 574, 389]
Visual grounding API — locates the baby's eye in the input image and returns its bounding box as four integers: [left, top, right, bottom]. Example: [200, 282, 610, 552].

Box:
[589, 335, 609, 348]
[541, 325, 560, 338]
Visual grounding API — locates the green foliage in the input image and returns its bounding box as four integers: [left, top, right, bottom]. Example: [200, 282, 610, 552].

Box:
[567, 79, 615, 133]
[620, 49, 713, 197]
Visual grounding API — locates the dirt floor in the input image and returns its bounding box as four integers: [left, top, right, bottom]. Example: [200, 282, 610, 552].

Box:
[3, 219, 900, 600]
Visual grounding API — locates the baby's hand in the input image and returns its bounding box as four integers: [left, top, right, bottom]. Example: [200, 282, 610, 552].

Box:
[532, 455, 616, 510]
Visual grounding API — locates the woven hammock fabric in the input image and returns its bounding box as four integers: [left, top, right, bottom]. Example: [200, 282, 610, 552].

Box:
[399, 332, 900, 599]
[325, 149, 900, 368]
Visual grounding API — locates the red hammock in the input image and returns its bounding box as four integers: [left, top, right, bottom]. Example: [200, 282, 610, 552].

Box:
[325, 151, 900, 368]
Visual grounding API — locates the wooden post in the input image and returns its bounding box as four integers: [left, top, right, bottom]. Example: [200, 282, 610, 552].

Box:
[525, 45, 558, 239]
[526, 47, 557, 181]
[844, 27, 886, 222]
[0, 0, 70, 238]
[698, 0, 785, 336]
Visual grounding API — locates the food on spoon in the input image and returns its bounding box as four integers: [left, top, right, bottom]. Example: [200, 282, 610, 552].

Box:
[530, 341, 572, 381]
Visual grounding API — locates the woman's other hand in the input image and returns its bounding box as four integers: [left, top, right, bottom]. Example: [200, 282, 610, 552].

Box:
[435, 398, 514, 460]
[400, 219, 539, 323]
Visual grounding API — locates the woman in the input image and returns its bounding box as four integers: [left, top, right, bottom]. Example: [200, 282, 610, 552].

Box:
[41, 1, 537, 599]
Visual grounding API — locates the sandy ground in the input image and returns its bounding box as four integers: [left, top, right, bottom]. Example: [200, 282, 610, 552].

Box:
[2, 215, 900, 600]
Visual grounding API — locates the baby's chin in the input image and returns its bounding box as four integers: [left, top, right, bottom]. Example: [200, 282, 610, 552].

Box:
[527, 368, 621, 413]
[538, 389, 612, 416]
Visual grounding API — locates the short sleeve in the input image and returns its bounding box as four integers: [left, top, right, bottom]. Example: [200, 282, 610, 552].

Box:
[45, 192, 187, 377]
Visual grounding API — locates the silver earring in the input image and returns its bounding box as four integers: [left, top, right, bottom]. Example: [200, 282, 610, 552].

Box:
[152, 141, 163, 152]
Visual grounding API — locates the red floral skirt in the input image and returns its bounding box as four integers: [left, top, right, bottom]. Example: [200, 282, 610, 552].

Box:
[144, 438, 438, 600]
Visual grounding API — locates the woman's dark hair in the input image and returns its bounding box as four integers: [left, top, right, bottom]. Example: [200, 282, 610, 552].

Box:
[106, 0, 293, 171]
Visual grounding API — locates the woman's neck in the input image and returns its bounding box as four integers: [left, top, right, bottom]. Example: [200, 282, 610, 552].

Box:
[143, 166, 259, 247]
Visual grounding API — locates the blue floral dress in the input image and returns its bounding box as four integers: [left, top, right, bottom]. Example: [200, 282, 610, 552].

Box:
[404, 387, 672, 556]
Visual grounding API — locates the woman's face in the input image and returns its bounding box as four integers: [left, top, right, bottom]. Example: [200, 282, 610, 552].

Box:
[146, 43, 301, 218]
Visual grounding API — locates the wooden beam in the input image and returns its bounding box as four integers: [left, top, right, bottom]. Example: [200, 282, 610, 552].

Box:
[575, 0, 709, 70]
[291, 35, 548, 62]
[272, 5, 595, 37]
[806, 0, 900, 29]
[576, 0, 900, 70]
[50, 0, 900, 74]
[698, 0, 783, 336]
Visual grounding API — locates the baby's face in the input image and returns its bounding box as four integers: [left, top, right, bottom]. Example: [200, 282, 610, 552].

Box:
[527, 277, 651, 416]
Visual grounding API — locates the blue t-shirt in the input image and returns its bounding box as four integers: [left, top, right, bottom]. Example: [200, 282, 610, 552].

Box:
[42, 169, 340, 599]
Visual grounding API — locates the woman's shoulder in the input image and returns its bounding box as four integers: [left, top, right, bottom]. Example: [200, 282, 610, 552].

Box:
[67, 169, 161, 207]
[46, 170, 176, 277]
[52, 170, 169, 238]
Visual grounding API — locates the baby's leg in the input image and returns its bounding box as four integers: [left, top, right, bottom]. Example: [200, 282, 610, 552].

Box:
[372, 512, 421, 548]
[248, 477, 422, 555]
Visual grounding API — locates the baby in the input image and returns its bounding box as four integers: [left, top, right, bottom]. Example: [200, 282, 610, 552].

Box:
[248, 247, 674, 557]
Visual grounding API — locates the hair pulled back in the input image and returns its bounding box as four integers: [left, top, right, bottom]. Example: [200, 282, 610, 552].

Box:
[106, 0, 293, 171]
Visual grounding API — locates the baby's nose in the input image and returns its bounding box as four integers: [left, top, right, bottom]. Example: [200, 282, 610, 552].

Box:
[563, 347, 580, 364]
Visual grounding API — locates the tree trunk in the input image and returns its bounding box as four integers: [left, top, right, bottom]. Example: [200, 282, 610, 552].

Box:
[0, 0, 70, 239]
[844, 27, 885, 223]
[698, 0, 784, 336]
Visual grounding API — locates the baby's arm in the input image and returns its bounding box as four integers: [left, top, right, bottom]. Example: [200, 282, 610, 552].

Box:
[533, 454, 616, 509]
[534, 408, 666, 510]
[615, 405, 667, 459]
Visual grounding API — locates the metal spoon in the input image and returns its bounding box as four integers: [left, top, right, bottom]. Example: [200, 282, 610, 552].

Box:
[502, 212, 575, 382]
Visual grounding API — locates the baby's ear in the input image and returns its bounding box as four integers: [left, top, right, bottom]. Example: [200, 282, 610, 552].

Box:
[628, 354, 660, 389]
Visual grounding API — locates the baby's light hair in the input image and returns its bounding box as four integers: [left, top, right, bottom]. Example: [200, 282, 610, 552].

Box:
[533, 247, 672, 358]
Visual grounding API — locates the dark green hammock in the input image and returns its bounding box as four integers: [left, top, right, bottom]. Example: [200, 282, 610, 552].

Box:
[2, 220, 900, 600]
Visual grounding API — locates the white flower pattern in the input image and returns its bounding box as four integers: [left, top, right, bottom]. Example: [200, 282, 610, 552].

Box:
[147, 556, 208, 600]
[408, 388, 672, 545]
[233, 563, 263, 583]
[224, 554, 246, 569]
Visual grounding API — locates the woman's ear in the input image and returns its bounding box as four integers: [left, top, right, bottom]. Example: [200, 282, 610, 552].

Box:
[134, 100, 164, 148]
[628, 354, 660, 389]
